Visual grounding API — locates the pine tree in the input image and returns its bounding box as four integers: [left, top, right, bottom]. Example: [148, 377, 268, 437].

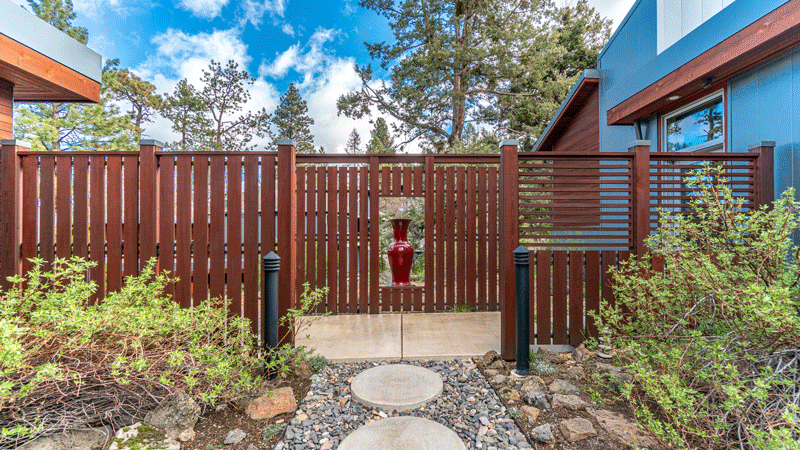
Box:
[271, 83, 316, 154]
[366, 117, 394, 154]
[161, 80, 210, 151]
[197, 60, 271, 151]
[345, 128, 362, 154]
[103, 59, 163, 140]
[14, 0, 137, 151]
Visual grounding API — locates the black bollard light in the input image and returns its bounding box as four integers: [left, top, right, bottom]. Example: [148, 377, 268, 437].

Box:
[514, 245, 530, 375]
[262, 252, 280, 351]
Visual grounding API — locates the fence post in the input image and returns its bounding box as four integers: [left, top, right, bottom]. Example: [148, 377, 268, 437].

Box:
[277, 140, 297, 345]
[0, 139, 26, 291]
[139, 140, 162, 273]
[499, 139, 519, 360]
[263, 252, 280, 350]
[750, 141, 775, 210]
[630, 140, 651, 259]
[514, 245, 530, 375]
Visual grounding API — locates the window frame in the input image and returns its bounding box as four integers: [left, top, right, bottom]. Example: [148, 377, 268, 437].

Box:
[661, 90, 725, 153]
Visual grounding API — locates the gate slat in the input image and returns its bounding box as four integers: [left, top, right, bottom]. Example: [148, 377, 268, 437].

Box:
[434, 166, 445, 311]
[338, 168, 347, 313]
[413, 166, 423, 197]
[445, 167, 455, 309]
[477, 167, 487, 311]
[21, 157, 37, 277]
[569, 250, 584, 345]
[349, 167, 358, 313]
[466, 166, 476, 310]
[193, 156, 209, 306]
[56, 157, 71, 259]
[392, 167, 401, 196]
[243, 155, 259, 334]
[553, 250, 568, 344]
[106, 157, 122, 293]
[159, 156, 175, 297]
[402, 166, 412, 196]
[175, 156, 192, 307]
[536, 250, 552, 344]
[488, 167, 498, 310]
[327, 167, 338, 313]
[359, 166, 369, 313]
[123, 155, 138, 277]
[227, 156, 242, 317]
[392, 286, 400, 312]
[74, 157, 88, 260]
[381, 166, 390, 196]
[40, 157, 55, 267]
[585, 250, 600, 338]
[209, 156, 225, 301]
[316, 167, 327, 313]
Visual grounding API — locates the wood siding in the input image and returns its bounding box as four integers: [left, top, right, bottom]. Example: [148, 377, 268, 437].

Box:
[0, 79, 11, 140]
[551, 89, 599, 153]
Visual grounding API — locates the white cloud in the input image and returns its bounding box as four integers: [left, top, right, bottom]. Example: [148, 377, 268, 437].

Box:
[240, 0, 286, 27]
[281, 23, 295, 36]
[260, 44, 300, 78]
[73, 0, 124, 18]
[177, 0, 230, 19]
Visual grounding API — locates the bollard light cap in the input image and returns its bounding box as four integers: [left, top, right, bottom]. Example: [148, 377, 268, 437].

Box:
[262, 251, 281, 270]
[513, 245, 529, 264]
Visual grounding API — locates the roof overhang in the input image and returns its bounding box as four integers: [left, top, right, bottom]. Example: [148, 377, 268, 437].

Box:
[607, 1, 800, 126]
[0, 0, 101, 103]
[533, 69, 599, 152]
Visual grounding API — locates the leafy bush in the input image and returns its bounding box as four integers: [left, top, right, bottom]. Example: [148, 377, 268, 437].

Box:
[599, 166, 800, 449]
[0, 258, 264, 448]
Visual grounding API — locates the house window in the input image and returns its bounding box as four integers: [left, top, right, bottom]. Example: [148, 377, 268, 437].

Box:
[657, 0, 736, 54]
[662, 91, 724, 152]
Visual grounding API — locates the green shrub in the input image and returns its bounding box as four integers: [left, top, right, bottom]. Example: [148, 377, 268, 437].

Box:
[599, 166, 800, 449]
[0, 258, 264, 448]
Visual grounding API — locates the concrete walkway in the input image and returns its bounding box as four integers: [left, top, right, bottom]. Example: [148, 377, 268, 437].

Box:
[297, 312, 501, 362]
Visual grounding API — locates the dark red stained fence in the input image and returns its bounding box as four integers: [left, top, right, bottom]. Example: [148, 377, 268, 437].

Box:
[293, 154, 500, 314]
[505, 144, 773, 348]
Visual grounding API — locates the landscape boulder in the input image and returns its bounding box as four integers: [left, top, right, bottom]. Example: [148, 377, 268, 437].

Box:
[144, 390, 200, 441]
[246, 387, 297, 420]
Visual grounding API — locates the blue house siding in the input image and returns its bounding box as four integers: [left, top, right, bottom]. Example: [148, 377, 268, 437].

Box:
[598, 0, 789, 154]
[729, 45, 800, 199]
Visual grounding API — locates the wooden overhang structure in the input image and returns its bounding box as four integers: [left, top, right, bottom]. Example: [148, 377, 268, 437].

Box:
[0, 0, 101, 140]
[532, 69, 599, 153]
[607, 0, 800, 126]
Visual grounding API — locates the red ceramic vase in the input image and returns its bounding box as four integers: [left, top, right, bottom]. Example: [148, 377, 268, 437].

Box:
[387, 218, 414, 286]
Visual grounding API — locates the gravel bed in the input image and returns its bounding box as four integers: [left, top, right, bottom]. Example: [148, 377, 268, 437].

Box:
[274, 359, 532, 450]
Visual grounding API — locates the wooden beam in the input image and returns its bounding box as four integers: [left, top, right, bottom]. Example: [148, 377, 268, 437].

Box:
[0, 33, 99, 103]
[608, 1, 800, 125]
[0, 79, 12, 140]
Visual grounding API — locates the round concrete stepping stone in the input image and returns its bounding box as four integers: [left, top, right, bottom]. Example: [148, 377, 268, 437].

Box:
[351, 365, 443, 412]
[338, 417, 466, 450]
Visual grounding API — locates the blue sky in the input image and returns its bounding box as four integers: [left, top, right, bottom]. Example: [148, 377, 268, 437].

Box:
[11, 0, 636, 152]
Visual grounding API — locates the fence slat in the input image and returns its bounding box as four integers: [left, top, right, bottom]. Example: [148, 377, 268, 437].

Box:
[327, 167, 338, 313]
[569, 250, 584, 345]
[423, 158, 434, 312]
[193, 156, 209, 306]
[243, 155, 259, 334]
[123, 155, 138, 277]
[175, 156, 192, 307]
[89, 156, 104, 304]
[477, 167, 487, 311]
[585, 250, 600, 338]
[159, 157, 175, 297]
[21, 157, 37, 277]
[74, 157, 88, 260]
[209, 156, 225, 302]
[296, 167, 306, 297]
[601, 250, 616, 330]
[359, 166, 369, 313]
[392, 166, 401, 196]
[227, 156, 243, 317]
[338, 168, 347, 313]
[40, 157, 55, 267]
[349, 167, 358, 313]
[316, 167, 327, 313]
[445, 167, 456, 309]
[106, 157, 122, 293]
[435, 166, 445, 311]
[369, 159, 380, 313]
[306, 167, 316, 292]
[466, 166, 476, 310]
[553, 250, 568, 345]
[536, 250, 552, 344]
[488, 167, 498, 310]
[456, 167, 466, 308]
[402, 166, 412, 196]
